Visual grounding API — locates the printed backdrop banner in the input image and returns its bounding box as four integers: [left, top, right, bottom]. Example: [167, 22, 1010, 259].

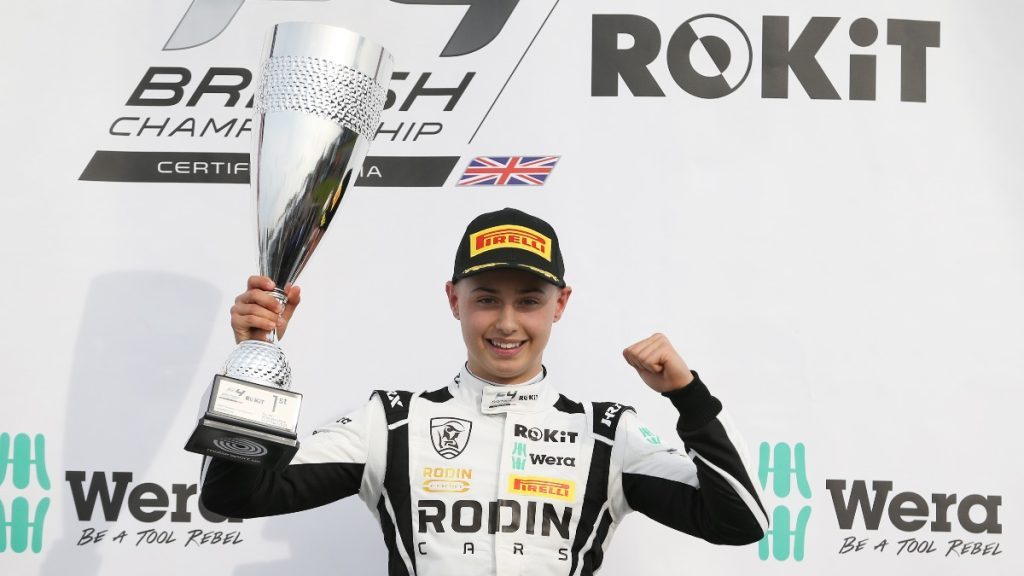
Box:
[1, 1, 1020, 575]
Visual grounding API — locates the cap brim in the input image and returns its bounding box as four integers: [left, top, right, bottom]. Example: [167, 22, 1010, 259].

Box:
[453, 262, 565, 287]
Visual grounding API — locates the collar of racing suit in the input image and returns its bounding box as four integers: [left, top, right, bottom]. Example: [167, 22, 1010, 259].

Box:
[451, 364, 561, 414]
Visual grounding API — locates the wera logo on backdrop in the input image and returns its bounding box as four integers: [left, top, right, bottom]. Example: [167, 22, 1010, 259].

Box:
[165, 0, 520, 55]
[825, 478, 1003, 557]
[0, 433, 51, 554]
[758, 441, 811, 562]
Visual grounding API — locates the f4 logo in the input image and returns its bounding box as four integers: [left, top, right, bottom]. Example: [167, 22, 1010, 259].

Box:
[164, 0, 324, 50]
[165, 0, 520, 55]
[392, 0, 519, 56]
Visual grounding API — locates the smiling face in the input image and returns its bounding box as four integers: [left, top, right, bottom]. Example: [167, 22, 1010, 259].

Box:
[446, 269, 572, 385]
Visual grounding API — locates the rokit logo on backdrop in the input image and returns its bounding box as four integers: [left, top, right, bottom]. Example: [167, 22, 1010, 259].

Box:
[592, 14, 940, 102]
[79, 0, 556, 187]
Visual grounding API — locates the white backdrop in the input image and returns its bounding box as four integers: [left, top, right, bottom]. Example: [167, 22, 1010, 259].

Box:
[1, 0, 1020, 574]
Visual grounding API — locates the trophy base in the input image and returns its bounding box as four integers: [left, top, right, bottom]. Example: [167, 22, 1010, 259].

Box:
[185, 374, 303, 471]
[186, 417, 298, 471]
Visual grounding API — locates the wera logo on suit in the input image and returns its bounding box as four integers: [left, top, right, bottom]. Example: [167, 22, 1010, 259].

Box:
[509, 442, 575, 471]
[758, 442, 812, 562]
[0, 433, 51, 554]
[511, 442, 527, 471]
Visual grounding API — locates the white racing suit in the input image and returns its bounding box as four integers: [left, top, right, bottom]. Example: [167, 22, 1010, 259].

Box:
[200, 367, 769, 575]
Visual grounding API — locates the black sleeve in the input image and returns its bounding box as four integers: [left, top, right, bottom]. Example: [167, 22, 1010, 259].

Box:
[617, 372, 769, 545]
[199, 396, 385, 519]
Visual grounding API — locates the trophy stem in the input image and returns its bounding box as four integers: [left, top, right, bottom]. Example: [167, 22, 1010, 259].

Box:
[268, 288, 288, 344]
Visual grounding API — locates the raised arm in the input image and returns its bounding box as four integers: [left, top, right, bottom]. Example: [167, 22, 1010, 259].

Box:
[198, 275, 385, 518]
[612, 333, 768, 544]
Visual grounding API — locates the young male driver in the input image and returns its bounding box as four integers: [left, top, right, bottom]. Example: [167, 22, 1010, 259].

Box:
[201, 207, 768, 575]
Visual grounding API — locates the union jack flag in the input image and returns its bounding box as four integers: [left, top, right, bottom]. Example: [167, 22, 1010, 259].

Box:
[457, 156, 560, 186]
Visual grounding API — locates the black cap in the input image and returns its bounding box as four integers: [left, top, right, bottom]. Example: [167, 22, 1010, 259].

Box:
[452, 208, 566, 287]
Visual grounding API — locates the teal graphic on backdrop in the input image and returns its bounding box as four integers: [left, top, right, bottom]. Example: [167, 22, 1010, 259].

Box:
[758, 442, 811, 561]
[0, 433, 50, 554]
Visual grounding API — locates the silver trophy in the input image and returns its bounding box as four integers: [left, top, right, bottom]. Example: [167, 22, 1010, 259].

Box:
[186, 22, 393, 470]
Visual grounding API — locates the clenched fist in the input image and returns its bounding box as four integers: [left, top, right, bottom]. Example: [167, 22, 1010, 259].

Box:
[229, 275, 302, 344]
[622, 333, 695, 393]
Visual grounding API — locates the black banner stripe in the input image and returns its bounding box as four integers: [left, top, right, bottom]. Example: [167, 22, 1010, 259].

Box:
[79, 151, 458, 186]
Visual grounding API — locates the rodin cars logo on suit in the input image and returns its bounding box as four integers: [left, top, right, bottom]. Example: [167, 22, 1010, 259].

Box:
[422, 467, 472, 493]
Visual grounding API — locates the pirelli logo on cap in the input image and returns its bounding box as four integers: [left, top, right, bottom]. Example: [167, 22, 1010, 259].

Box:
[508, 475, 575, 501]
[470, 225, 551, 261]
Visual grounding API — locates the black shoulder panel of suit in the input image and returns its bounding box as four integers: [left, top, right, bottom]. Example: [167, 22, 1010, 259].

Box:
[373, 390, 414, 426]
[420, 385, 454, 403]
[554, 394, 585, 414]
[591, 402, 635, 442]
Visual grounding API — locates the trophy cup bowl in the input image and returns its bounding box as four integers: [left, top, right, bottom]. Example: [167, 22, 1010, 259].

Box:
[186, 22, 393, 470]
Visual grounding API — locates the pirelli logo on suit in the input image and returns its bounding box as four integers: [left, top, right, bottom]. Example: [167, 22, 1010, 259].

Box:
[508, 475, 576, 501]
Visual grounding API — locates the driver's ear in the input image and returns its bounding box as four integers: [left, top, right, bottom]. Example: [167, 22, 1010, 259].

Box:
[445, 281, 460, 319]
[553, 286, 572, 322]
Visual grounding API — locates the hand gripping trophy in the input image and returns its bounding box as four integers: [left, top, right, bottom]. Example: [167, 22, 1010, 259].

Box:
[186, 22, 393, 470]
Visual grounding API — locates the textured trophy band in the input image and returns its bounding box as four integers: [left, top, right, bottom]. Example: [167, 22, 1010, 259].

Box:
[257, 55, 387, 138]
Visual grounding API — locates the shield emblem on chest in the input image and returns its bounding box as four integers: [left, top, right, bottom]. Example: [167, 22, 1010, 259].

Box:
[430, 417, 473, 459]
